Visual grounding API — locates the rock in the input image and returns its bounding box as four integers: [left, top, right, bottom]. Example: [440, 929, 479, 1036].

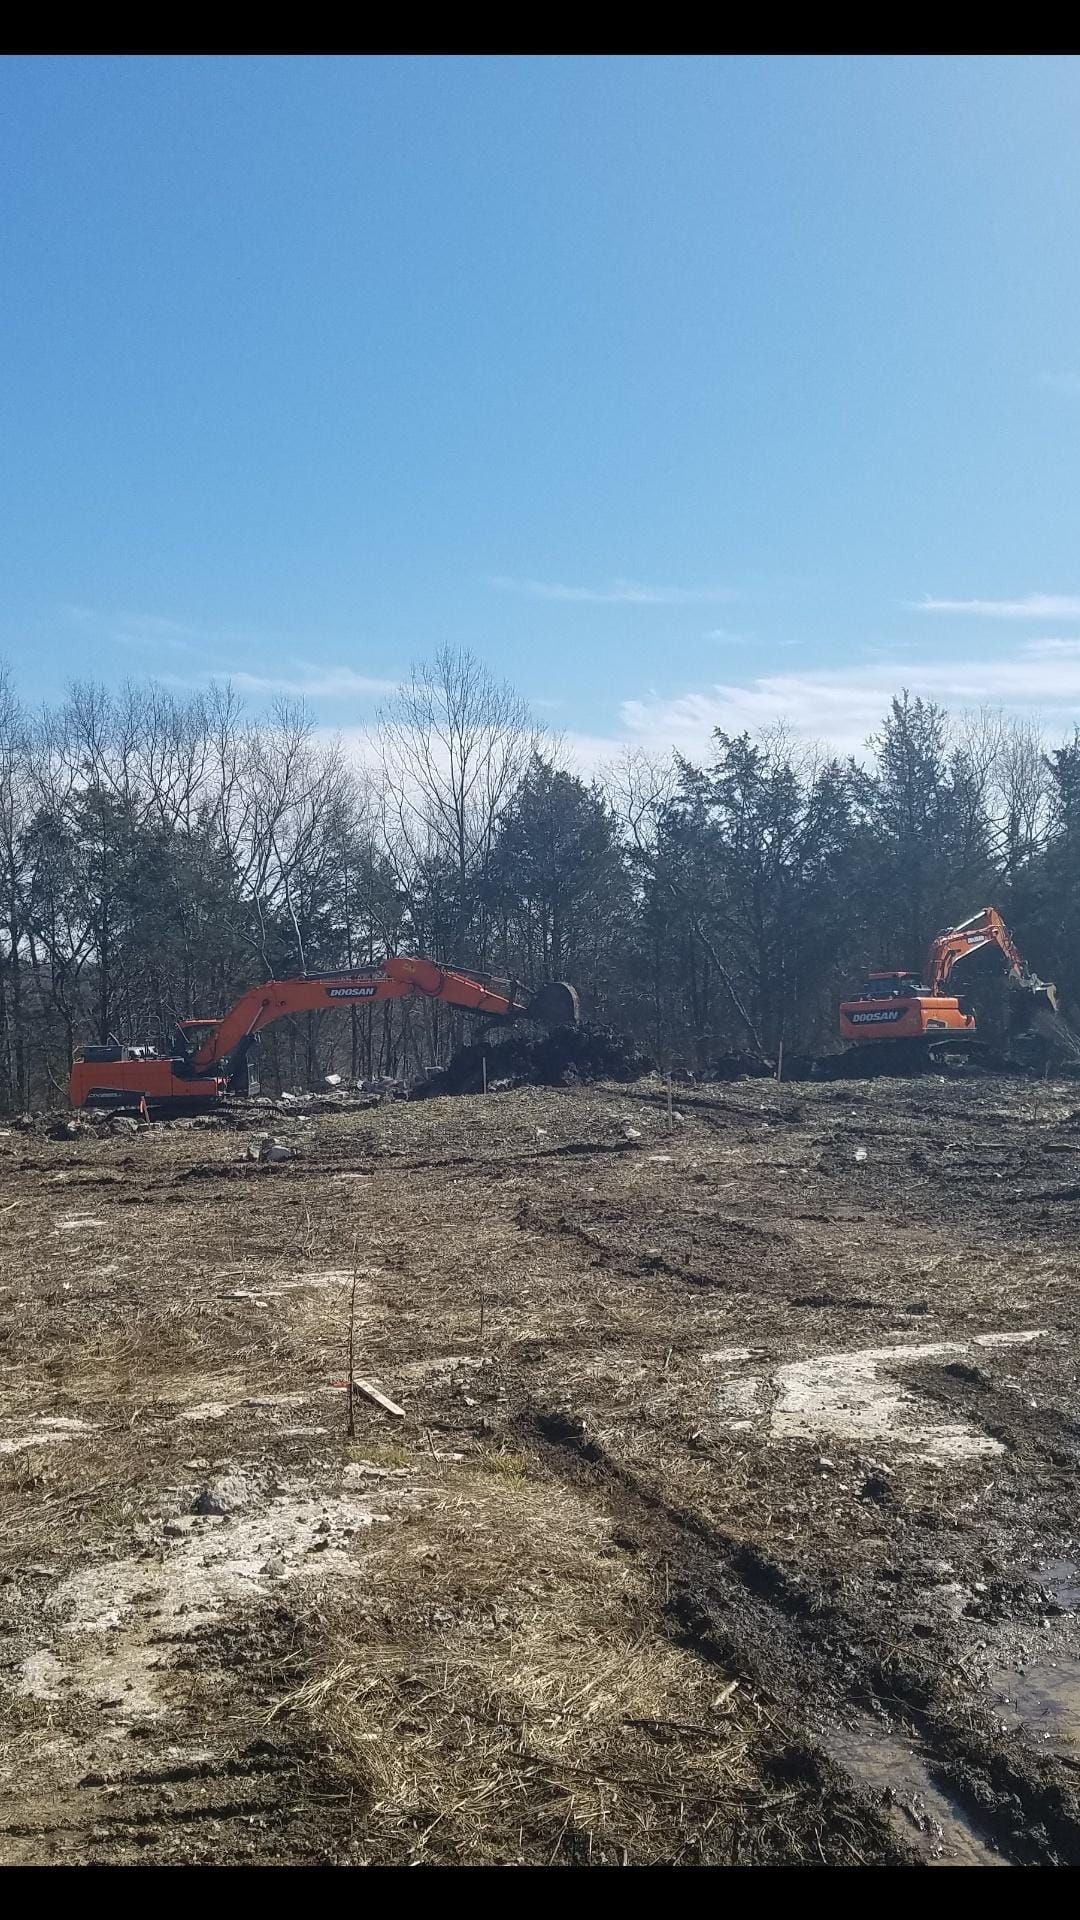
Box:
[247, 1135, 294, 1164]
[110, 1115, 139, 1134]
[944, 1361, 990, 1388]
[816, 1457, 836, 1473]
[190, 1487, 228, 1516]
[261, 1556, 287, 1580]
[860, 1472, 894, 1506]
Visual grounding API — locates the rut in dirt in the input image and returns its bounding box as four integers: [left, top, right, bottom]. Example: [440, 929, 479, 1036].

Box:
[525, 1406, 1080, 1866]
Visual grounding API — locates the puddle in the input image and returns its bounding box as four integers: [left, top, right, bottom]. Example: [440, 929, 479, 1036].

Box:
[991, 1655, 1080, 1756]
[821, 1718, 1005, 1866]
[1034, 1557, 1080, 1610]
[712, 1332, 1044, 1465]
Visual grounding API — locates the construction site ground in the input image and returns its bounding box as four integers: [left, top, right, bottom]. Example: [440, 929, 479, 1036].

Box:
[3, 1072, 1080, 1867]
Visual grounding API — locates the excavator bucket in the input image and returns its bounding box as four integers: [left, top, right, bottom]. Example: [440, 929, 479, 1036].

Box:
[526, 981, 581, 1029]
[1012, 976, 1059, 1017]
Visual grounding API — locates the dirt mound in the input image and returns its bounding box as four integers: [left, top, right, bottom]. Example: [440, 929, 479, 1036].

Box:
[1028, 1004, 1080, 1063]
[707, 1053, 774, 1081]
[419, 1023, 652, 1096]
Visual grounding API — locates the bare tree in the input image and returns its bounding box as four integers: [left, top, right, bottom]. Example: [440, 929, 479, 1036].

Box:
[992, 713, 1052, 879]
[378, 646, 536, 966]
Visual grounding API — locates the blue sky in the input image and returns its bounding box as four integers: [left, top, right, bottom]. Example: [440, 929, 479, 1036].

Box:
[4, 53, 1080, 759]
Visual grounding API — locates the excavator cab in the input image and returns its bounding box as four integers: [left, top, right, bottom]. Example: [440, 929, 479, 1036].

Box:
[861, 971, 924, 997]
[174, 1018, 221, 1054]
[171, 1019, 260, 1094]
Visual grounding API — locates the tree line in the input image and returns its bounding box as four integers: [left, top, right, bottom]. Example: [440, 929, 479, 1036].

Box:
[0, 645, 1076, 1106]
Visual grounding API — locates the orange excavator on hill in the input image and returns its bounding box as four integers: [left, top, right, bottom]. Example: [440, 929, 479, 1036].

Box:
[69, 956, 580, 1115]
[838, 907, 1060, 1067]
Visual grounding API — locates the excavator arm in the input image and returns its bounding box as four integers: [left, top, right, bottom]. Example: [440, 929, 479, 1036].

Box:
[924, 908, 1056, 1008]
[193, 956, 578, 1077]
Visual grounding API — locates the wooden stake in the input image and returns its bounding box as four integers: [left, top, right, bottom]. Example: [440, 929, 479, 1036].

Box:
[346, 1271, 357, 1439]
[482, 1052, 488, 1095]
[667, 1076, 673, 1127]
[776, 1037, 784, 1083]
[353, 1376, 406, 1419]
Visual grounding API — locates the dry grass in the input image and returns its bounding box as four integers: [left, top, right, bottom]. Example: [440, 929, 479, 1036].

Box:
[264, 1466, 758, 1865]
[345, 1439, 414, 1470]
[4, 1074, 1079, 1863]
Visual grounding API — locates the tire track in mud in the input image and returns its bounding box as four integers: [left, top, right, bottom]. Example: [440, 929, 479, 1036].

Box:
[523, 1405, 1080, 1866]
[0, 1736, 345, 1864]
[903, 1361, 1080, 1470]
[514, 1191, 793, 1297]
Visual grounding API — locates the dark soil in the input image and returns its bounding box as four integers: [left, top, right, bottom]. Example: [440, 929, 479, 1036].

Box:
[420, 1021, 652, 1095]
[3, 1072, 1080, 1863]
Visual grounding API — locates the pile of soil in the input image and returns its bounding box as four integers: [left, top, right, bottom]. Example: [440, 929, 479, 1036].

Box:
[419, 1022, 652, 1096]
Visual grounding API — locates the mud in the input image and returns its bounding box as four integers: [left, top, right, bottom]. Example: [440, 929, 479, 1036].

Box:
[3, 1072, 1080, 1862]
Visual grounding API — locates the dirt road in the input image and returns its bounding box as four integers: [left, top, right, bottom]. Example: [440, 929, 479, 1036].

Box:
[2, 1074, 1079, 1865]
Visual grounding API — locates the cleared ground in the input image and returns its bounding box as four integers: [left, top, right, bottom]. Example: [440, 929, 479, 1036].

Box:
[2, 1072, 1080, 1865]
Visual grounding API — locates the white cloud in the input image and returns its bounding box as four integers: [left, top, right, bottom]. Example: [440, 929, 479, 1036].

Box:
[324, 721, 629, 786]
[618, 652, 1080, 758]
[489, 575, 736, 606]
[63, 606, 203, 652]
[915, 593, 1080, 619]
[226, 666, 397, 699]
[62, 609, 400, 692]
[1023, 637, 1080, 657]
[161, 664, 398, 700]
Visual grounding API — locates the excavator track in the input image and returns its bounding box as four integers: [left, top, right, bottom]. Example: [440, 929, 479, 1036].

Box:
[818, 1036, 995, 1079]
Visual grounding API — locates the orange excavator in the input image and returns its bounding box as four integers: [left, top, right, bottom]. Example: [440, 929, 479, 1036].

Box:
[838, 907, 1059, 1067]
[68, 956, 580, 1115]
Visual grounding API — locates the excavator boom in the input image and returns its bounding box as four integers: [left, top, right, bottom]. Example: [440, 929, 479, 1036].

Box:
[922, 907, 1052, 1002]
[69, 956, 580, 1113]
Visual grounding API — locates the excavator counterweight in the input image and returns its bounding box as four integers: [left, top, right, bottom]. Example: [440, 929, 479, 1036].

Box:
[68, 956, 581, 1115]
